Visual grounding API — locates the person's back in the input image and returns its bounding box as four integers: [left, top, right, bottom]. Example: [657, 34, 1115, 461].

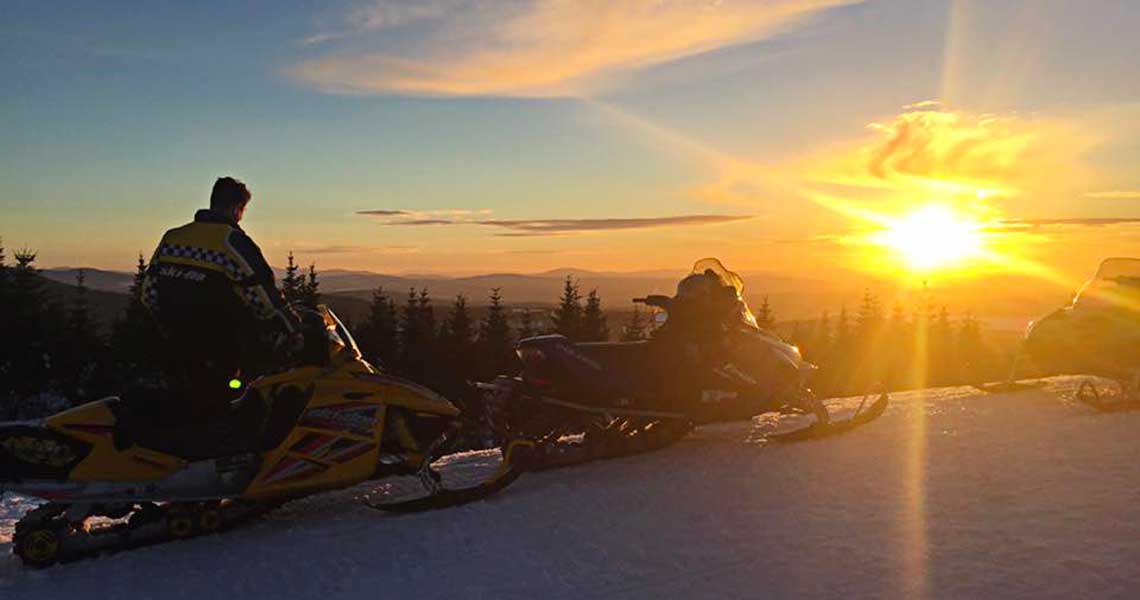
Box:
[141, 177, 300, 424]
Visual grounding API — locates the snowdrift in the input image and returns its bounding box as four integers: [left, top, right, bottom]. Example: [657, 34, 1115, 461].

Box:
[3, 376, 1139, 599]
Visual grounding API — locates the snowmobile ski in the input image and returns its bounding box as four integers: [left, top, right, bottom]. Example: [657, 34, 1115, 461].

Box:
[527, 418, 693, 472]
[1075, 377, 1140, 412]
[766, 393, 889, 443]
[973, 380, 1045, 394]
[366, 439, 535, 513]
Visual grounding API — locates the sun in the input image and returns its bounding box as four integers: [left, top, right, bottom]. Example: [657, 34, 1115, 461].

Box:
[876, 204, 985, 271]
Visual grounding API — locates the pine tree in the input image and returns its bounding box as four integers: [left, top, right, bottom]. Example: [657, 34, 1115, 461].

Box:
[8, 250, 51, 397]
[580, 289, 609, 342]
[621, 305, 647, 342]
[855, 288, 882, 340]
[398, 288, 420, 374]
[551, 276, 582, 340]
[281, 252, 303, 305]
[477, 288, 515, 378]
[356, 286, 399, 369]
[811, 310, 832, 361]
[62, 270, 105, 402]
[0, 236, 7, 301]
[297, 263, 321, 307]
[517, 309, 536, 339]
[0, 238, 9, 402]
[112, 253, 162, 375]
[755, 295, 775, 329]
[437, 294, 475, 393]
[835, 304, 851, 350]
[69, 270, 92, 338]
[440, 294, 474, 350]
[930, 306, 954, 384]
[399, 288, 437, 383]
[957, 311, 988, 383]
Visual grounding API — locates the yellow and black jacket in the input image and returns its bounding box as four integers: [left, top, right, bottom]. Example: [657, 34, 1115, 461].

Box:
[142, 209, 299, 372]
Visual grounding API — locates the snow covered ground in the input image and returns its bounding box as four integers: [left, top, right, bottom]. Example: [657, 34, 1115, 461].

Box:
[3, 376, 1140, 599]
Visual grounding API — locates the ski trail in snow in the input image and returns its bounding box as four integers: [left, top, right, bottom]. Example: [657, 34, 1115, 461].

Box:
[3, 376, 1140, 599]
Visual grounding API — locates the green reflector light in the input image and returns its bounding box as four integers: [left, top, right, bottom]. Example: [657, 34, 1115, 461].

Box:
[228, 379, 243, 390]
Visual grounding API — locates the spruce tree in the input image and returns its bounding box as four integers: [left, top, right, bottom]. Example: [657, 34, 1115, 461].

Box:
[517, 309, 536, 339]
[296, 263, 321, 307]
[551, 276, 582, 340]
[477, 288, 515, 378]
[811, 310, 832, 362]
[9, 250, 50, 397]
[855, 288, 882, 340]
[0, 238, 9, 404]
[755, 295, 775, 329]
[580, 289, 609, 342]
[281, 252, 303, 305]
[399, 288, 437, 383]
[62, 270, 105, 403]
[398, 287, 420, 374]
[112, 253, 162, 375]
[356, 286, 399, 369]
[957, 311, 988, 383]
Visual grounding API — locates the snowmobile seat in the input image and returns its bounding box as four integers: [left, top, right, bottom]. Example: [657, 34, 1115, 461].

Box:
[577, 341, 653, 375]
[110, 389, 268, 460]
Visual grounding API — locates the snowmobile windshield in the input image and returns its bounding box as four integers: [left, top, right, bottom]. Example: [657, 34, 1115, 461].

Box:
[689, 258, 759, 329]
[1074, 258, 1140, 314]
[319, 306, 363, 363]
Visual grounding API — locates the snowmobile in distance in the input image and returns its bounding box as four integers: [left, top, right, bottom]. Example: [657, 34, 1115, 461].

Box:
[0, 306, 533, 568]
[1023, 257, 1140, 410]
[477, 258, 887, 470]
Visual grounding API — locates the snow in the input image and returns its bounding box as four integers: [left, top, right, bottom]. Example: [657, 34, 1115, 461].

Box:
[4, 376, 1140, 599]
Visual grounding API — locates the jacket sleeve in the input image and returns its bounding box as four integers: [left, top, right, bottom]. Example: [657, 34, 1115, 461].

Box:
[225, 229, 301, 335]
[140, 246, 162, 318]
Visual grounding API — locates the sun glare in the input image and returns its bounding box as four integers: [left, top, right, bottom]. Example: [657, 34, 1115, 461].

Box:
[877, 204, 984, 271]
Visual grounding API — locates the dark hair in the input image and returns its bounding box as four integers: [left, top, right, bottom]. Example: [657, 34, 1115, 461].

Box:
[210, 176, 251, 211]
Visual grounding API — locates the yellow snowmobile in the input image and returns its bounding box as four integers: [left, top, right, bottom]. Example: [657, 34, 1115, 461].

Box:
[0, 306, 533, 567]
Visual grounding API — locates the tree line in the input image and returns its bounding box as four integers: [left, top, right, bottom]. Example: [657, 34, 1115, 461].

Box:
[0, 242, 615, 417]
[780, 288, 1006, 397]
[0, 240, 1011, 418]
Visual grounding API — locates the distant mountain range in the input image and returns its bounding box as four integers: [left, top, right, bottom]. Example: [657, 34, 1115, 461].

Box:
[40, 265, 1073, 329]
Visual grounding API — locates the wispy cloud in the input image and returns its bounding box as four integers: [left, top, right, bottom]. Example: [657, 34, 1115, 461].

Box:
[1083, 190, 1140, 199]
[290, 0, 856, 97]
[393, 219, 455, 226]
[477, 215, 752, 233]
[356, 209, 411, 216]
[999, 217, 1140, 228]
[289, 243, 422, 255]
[359, 211, 752, 235]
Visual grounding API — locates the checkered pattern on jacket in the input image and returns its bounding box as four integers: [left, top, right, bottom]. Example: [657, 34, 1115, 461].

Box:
[158, 242, 243, 279]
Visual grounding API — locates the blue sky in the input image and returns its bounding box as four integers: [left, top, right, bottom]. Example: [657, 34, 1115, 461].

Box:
[3, 1, 1138, 281]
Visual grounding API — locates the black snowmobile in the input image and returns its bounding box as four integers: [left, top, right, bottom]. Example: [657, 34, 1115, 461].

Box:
[477, 259, 887, 470]
[1023, 257, 1140, 410]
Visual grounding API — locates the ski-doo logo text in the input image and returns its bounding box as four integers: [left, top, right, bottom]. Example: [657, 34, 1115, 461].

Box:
[158, 265, 207, 282]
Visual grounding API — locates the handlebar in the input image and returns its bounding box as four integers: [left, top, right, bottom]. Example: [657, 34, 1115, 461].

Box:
[633, 295, 672, 309]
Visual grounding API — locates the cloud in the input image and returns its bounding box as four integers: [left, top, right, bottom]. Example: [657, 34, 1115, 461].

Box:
[1000, 217, 1140, 228]
[356, 209, 411, 216]
[360, 211, 752, 235]
[290, 0, 856, 97]
[1084, 190, 1140, 199]
[289, 244, 422, 254]
[477, 215, 752, 233]
[857, 106, 1077, 188]
[393, 219, 455, 226]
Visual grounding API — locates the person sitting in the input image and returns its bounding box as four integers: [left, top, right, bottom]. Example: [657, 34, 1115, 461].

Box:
[140, 176, 302, 428]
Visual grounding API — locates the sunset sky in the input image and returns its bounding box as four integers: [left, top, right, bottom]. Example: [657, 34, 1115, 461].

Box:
[3, 1, 1139, 289]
